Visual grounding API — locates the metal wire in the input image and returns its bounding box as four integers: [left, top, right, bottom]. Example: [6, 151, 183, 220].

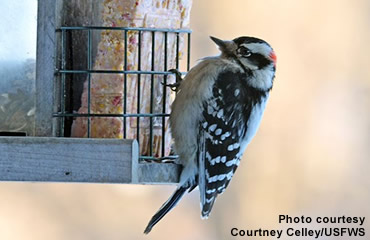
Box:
[53, 113, 170, 118]
[55, 26, 191, 162]
[187, 33, 191, 71]
[162, 32, 168, 157]
[87, 29, 92, 137]
[58, 69, 187, 75]
[150, 31, 155, 157]
[60, 29, 66, 136]
[57, 26, 192, 33]
[176, 33, 180, 70]
[123, 30, 128, 138]
[137, 31, 142, 143]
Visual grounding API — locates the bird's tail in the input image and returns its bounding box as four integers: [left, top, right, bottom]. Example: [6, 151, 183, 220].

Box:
[144, 186, 188, 234]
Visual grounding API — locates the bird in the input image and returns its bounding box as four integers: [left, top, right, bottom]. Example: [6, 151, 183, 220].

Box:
[144, 36, 276, 234]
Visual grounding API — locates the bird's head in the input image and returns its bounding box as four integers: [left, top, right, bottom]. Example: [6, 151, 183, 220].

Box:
[210, 36, 276, 70]
[210, 36, 276, 90]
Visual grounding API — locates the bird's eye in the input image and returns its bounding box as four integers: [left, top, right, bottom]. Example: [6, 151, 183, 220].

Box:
[238, 47, 252, 57]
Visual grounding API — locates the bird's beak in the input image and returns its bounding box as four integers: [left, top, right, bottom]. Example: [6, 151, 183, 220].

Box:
[210, 36, 227, 49]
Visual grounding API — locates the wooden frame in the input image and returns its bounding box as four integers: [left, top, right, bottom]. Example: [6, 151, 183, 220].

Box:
[0, 137, 180, 184]
[35, 0, 57, 137]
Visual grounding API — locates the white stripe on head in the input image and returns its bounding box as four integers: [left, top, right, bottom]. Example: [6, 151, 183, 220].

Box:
[240, 42, 272, 58]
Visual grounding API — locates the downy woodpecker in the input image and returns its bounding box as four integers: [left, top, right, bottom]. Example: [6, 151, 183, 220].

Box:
[144, 36, 276, 234]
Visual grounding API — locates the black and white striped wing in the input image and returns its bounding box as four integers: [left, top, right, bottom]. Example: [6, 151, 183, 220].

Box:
[198, 70, 267, 218]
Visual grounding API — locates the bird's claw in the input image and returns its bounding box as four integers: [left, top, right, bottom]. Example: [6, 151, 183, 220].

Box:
[161, 69, 184, 92]
[162, 82, 181, 92]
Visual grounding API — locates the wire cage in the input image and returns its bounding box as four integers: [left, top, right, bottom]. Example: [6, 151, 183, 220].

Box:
[54, 26, 191, 164]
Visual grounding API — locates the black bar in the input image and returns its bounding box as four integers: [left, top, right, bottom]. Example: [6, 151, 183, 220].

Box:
[87, 29, 92, 138]
[123, 30, 128, 138]
[58, 26, 192, 33]
[60, 29, 66, 136]
[162, 32, 168, 157]
[139, 155, 179, 161]
[56, 69, 184, 75]
[137, 31, 142, 142]
[150, 31, 155, 157]
[176, 33, 180, 70]
[187, 33, 191, 71]
[0, 132, 27, 136]
[53, 113, 170, 118]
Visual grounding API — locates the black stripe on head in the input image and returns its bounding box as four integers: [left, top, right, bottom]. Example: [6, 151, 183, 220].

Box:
[248, 53, 271, 69]
[233, 36, 270, 46]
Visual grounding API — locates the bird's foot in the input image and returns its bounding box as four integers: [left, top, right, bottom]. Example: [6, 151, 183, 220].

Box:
[162, 69, 184, 92]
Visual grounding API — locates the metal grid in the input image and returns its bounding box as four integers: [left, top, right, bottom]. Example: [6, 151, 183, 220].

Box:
[55, 26, 191, 162]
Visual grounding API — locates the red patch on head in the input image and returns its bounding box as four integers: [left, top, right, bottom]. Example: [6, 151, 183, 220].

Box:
[269, 50, 277, 66]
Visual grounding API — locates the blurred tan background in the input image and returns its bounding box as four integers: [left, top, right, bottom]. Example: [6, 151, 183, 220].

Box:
[1, 0, 370, 239]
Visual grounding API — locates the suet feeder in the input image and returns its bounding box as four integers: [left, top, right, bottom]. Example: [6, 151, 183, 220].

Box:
[0, 0, 193, 184]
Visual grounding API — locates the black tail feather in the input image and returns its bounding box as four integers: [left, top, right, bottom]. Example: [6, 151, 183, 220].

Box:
[143, 186, 188, 234]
